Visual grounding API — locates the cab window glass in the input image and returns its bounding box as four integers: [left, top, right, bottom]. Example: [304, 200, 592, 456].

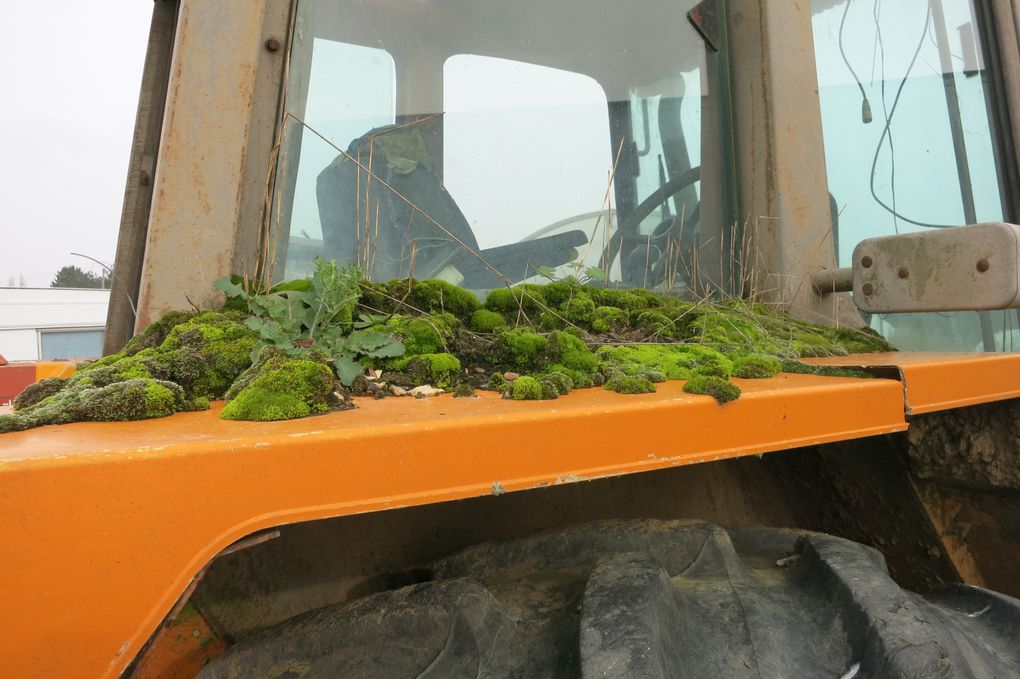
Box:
[811, 0, 1019, 351]
[273, 0, 733, 294]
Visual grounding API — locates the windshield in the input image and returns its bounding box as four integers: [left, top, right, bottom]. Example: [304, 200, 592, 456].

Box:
[271, 0, 734, 294]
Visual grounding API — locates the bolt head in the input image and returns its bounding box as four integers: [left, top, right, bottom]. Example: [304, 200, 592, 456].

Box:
[861, 255, 873, 268]
[265, 38, 281, 52]
[862, 282, 874, 295]
[897, 267, 909, 279]
[977, 258, 989, 273]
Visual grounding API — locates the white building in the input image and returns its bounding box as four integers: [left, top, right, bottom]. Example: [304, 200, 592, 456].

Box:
[0, 288, 111, 362]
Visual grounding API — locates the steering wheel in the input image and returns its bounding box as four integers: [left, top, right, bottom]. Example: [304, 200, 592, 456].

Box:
[599, 166, 701, 287]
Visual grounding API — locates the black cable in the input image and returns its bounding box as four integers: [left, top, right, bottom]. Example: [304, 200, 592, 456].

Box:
[873, 0, 898, 233]
[839, 0, 873, 123]
[868, 2, 961, 229]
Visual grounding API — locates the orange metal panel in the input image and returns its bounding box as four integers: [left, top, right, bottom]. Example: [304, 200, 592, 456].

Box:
[0, 373, 905, 678]
[35, 361, 77, 381]
[805, 351, 1020, 414]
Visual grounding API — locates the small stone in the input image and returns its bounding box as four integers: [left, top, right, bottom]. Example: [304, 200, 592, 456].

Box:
[474, 367, 487, 374]
[409, 385, 444, 398]
[390, 385, 408, 397]
[503, 372, 520, 381]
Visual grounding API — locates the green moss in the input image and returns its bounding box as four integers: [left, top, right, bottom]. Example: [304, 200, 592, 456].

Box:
[144, 382, 178, 418]
[605, 374, 656, 394]
[683, 375, 741, 404]
[221, 358, 336, 421]
[489, 329, 549, 371]
[538, 380, 560, 399]
[470, 309, 507, 333]
[540, 371, 573, 396]
[382, 313, 455, 356]
[271, 278, 314, 294]
[732, 354, 782, 379]
[486, 372, 509, 392]
[559, 292, 596, 324]
[635, 311, 677, 337]
[13, 377, 67, 411]
[396, 353, 462, 389]
[120, 310, 198, 358]
[780, 358, 872, 379]
[546, 331, 599, 373]
[409, 279, 480, 319]
[509, 375, 544, 400]
[1, 378, 189, 433]
[484, 286, 546, 315]
[452, 384, 477, 398]
[591, 306, 629, 333]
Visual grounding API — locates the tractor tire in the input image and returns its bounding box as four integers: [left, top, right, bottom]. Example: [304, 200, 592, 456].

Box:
[198, 520, 1020, 678]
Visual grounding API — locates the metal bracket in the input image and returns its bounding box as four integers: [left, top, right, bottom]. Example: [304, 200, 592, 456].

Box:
[813, 222, 1020, 313]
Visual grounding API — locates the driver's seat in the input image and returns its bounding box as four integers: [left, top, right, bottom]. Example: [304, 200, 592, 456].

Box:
[316, 125, 586, 287]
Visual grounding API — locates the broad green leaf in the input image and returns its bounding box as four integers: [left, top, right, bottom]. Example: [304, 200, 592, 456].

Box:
[213, 278, 248, 299]
[363, 338, 404, 358]
[335, 353, 363, 386]
[345, 329, 391, 353]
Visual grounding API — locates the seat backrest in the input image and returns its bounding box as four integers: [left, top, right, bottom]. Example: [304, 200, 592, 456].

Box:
[316, 125, 480, 280]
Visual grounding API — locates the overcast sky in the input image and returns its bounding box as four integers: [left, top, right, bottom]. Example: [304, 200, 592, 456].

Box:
[0, 2, 152, 288]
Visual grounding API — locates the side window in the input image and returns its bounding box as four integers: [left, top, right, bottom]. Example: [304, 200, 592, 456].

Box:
[811, 0, 1018, 351]
[442, 55, 613, 255]
[280, 41, 396, 278]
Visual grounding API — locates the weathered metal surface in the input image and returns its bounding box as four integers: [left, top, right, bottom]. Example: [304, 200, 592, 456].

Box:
[125, 602, 226, 679]
[852, 222, 1020, 313]
[726, 0, 857, 325]
[805, 351, 1020, 414]
[0, 373, 905, 677]
[105, 0, 179, 355]
[132, 0, 282, 333]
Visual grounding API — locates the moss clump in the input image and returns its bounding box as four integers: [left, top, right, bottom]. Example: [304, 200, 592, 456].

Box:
[0, 378, 188, 433]
[221, 357, 337, 422]
[732, 354, 782, 379]
[540, 371, 573, 396]
[486, 372, 509, 392]
[683, 375, 741, 404]
[508, 375, 544, 400]
[780, 359, 872, 379]
[452, 384, 477, 398]
[470, 309, 507, 333]
[157, 312, 259, 398]
[13, 377, 68, 411]
[598, 344, 731, 381]
[3, 312, 258, 433]
[489, 329, 549, 371]
[396, 353, 462, 389]
[382, 313, 456, 356]
[370, 279, 480, 320]
[484, 286, 545, 315]
[539, 380, 560, 399]
[591, 306, 629, 333]
[605, 374, 656, 395]
[546, 331, 599, 374]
